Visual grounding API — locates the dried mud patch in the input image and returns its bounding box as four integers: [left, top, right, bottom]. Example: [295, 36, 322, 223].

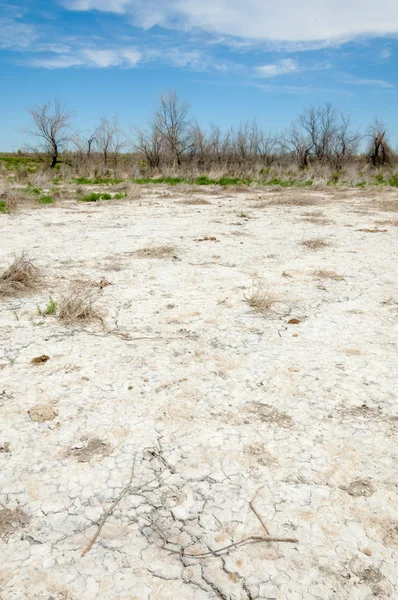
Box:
[66, 438, 112, 463]
[340, 479, 375, 498]
[0, 507, 30, 540]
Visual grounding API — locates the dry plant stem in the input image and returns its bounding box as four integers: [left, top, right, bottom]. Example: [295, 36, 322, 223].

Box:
[159, 487, 298, 559]
[81, 451, 137, 557]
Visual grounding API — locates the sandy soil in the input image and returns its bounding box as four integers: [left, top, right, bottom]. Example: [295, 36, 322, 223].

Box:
[0, 185, 397, 600]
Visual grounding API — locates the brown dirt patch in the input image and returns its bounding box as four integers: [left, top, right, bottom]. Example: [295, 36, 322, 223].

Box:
[67, 438, 112, 463]
[0, 507, 30, 540]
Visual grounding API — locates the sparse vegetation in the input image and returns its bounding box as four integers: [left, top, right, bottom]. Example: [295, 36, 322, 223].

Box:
[132, 246, 176, 259]
[0, 254, 41, 297]
[314, 269, 344, 280]
[58, 284, 102, 324]
[36, 195, 56, 204]
[301, 238, 330, 250]
[244, 279, 276, 314]
[78, 192, 112, 202]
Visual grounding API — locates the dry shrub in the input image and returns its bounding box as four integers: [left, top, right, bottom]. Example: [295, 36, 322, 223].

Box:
[132, 246, 176, 259]
[0, 187, 26, 214]
[244, 279, 276, 314]
[301, 238, 330, 250]
[314, 269, 344, 281]
[58, 284, 103, 324]
[0, 254, 41, 297]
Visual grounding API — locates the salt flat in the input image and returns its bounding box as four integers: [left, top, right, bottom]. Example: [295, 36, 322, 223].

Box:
[0, 185, 397, 600]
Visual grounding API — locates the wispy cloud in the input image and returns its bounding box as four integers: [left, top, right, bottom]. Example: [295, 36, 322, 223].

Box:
[30, 46, 142, 68]
[342, 75, 394, 88]
[255, 58, 298, 78]
[63, 0, 398, 46]
[380, 48, 392, 60]
[0, 17, 37, 49]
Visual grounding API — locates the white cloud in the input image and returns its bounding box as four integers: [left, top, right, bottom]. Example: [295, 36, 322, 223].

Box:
[0, 18, 37, 49]
[30, 46, 142, 68]
[342, 76, 394, 88]
[380, 48, 392, 60]
[256, 58, 298, 77]
[63, 0, 398, 44]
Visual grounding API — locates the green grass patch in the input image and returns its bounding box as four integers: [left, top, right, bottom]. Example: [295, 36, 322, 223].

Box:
[0, 154, 41, 172]
[36, 195, 56, 204]
[78, 192, 113, 202]
[0, 200, 9, 214]
[114, 192, 127, 199]
[262, 178, 313, 187]
[73, 176, 124, 185]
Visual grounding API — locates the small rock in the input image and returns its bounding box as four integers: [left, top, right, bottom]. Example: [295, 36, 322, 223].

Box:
[288, 318, 301, 325]
[0, 442, 10, 453]
[28, 405, 56, 423]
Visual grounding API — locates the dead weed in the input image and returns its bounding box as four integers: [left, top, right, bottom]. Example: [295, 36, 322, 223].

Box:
[0, 254, 41, 297]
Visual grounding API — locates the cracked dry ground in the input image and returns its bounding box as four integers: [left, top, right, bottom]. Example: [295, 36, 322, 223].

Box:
[0, 185, 397, 600]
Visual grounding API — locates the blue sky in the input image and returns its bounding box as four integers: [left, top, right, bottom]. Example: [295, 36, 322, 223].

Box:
[1, 0, 398, 150]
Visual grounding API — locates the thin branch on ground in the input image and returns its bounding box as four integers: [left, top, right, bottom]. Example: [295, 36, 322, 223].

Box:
[156, 487, 298, 559]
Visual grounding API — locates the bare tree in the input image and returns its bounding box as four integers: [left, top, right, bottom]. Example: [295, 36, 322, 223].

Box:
[331, 113, 361, 170]
[366, 119, 392, 167]
[134, 122, 163, 169]
[26, 100, 73, 168]
[96, 115, 125, 167]
[154, 91, 193, 166]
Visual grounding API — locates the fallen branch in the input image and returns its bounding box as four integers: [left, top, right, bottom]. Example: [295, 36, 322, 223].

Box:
[155, 487, 298, 559]
[81, 451, 137, 557]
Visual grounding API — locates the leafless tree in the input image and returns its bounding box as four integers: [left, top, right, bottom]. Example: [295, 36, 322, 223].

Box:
[96, 115, 125, 167]
[26, 100, 73, 168]
[154, 91, 193, 166]
[330, 113, 361, 170]
[134, 122, 163, 169]
[366, 119, 392, 167]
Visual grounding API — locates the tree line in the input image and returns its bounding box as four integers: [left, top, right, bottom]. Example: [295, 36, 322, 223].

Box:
[25, 91, 395, 174]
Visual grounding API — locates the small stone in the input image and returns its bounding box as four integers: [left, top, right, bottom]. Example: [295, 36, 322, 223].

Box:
[28, 404, 56, 422]
[288, 318, 301, 325]
[0, 442, 10, 453]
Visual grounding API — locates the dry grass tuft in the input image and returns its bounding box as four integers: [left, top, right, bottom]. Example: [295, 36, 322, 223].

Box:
[314, 269, 344, 281]
[178, 198, 212, 205]
[300, 217, 335, 225]
[58, 284, 103, 324]
[244, 279, 276, 314]
[266, 195, 321, 207]
[132, 246, 177, 259]
[0, 254, 41, 297]
[301, 238, 330, 250]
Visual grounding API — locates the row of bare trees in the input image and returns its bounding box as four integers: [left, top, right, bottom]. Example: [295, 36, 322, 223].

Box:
[25, 93, 395, 172]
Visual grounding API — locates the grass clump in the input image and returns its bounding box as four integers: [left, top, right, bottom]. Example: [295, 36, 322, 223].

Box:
[132, 246, 176, 259]
[0, 200, 9, 214]
[73, 176, 124, 185]
[314, 269, 344, 281]
[301, 238, 329, 250]
[0, 254, 41, 297]
[244, 279, 276, 314]
[78, 192, 112, 202]
[38, 296, 58, 316]
[114, 192, 127, 199]
[36, 195, 55, 204]
[58, 284, 102, 324]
